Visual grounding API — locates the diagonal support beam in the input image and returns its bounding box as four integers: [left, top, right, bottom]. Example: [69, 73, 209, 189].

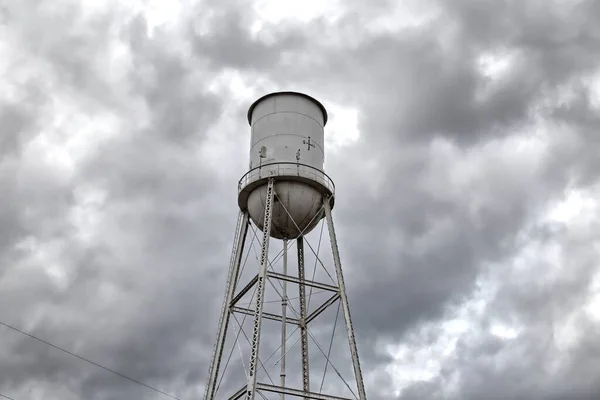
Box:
[231, 306, 300, 325]
[230, 274, 259, 307]
[306, 293, 340, 325]
[228, 385, 248, 400]
[256, 383, 353, 400]
[267, 272, 339, 293]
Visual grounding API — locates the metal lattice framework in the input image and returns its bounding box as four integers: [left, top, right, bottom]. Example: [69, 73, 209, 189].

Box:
[204, 177, 367, 400]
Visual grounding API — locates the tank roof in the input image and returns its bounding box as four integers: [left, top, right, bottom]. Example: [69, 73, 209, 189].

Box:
[247, 91, 328, 126]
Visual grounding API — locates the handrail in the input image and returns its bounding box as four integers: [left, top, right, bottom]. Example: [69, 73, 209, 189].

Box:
[238, 162, 335, 195]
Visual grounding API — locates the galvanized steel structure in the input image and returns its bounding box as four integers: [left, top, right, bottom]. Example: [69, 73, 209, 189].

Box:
[204, 92, 367, 400]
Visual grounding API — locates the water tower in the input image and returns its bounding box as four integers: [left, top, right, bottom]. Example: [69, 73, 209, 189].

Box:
[204, 92, 367, 400]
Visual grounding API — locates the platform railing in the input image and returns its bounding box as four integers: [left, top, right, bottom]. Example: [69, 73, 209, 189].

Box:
[238, 162, 335, 195]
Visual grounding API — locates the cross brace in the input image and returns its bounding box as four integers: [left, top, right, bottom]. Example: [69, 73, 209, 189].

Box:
[231, 293, 340, 328]
[228, 385, 247, 400]
[306, 293, 340, 325]
[230, 275, 259, 307]
[231, 306, 300, 325]
[267, 271, 339, 293]
[256, 383, 353, 400]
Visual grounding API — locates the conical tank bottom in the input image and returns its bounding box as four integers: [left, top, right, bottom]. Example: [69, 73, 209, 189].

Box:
[246, 181, 324, 239]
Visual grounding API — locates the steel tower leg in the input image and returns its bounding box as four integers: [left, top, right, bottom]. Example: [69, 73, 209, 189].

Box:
[323, 196, 367, 400]
[297, 235, 310, 396]
[246, 178, 276, 400]
[204, 210, 250, 400]
[281, 238, 288, 400]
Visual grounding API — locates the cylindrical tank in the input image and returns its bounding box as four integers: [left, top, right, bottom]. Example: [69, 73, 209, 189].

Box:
[238, 92, 335, 239]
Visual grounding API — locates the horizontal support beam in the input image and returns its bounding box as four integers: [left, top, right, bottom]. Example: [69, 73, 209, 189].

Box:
[267, 272, 339, 293]
[230, 274, 258, 307]
[257, 382, 353, 400]
[231, 306, 300, 325]
[306, 293, 340, 325]
[227, 385, 247, 400]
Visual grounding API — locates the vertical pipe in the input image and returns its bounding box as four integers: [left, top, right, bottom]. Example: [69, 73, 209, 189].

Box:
[280, 238, 288, 399]
[323, 196, 367, 400]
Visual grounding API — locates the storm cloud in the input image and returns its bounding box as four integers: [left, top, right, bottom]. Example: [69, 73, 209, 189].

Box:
[1, 0, 600, 399]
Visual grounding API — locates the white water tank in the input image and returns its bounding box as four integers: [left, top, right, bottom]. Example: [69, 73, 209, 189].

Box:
[238, 92, 335, 239]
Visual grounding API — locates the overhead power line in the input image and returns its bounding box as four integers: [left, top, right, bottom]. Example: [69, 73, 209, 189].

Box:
[0, 320, 180, 400]
[0, 393, 15, 399]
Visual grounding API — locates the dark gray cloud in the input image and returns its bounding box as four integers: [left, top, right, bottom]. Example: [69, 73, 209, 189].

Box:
[191, 10, 307, 71]
[1, 0, 600, 399]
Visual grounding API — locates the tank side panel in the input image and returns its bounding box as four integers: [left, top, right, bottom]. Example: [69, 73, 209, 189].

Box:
[249, 94, 325, 172]
[250, 120, 323, 170]
[274, 95, 325, 125]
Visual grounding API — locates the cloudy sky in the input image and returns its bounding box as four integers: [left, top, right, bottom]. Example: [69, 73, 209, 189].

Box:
[2, 0, 600, 399]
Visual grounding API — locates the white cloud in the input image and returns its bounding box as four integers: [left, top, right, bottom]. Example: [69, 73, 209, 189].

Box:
[324, 103, 360, 151]
[252, 0, 344, 25]
[2, 0, 599, 398]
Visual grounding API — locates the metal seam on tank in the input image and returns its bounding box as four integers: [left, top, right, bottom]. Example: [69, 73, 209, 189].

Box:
[296, 188, 320, 230]
[251, 112, 324, 129]
[258, 186, 267, 229]
[247, 92, 328, 126]
[291, 184, 309, 233]
[280, 184, 290, 236]
[282, 182, 298, 237]
[275, 187, 284, 232]
[251, 133, 315, 140]
[270, 184, 282, 236]
[250, 137, 325, 154]
[244, 177, 330, 194]
[250, 137, 325, 155]
[250, 133, 324, 145]
[251, 112, 324, 128]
